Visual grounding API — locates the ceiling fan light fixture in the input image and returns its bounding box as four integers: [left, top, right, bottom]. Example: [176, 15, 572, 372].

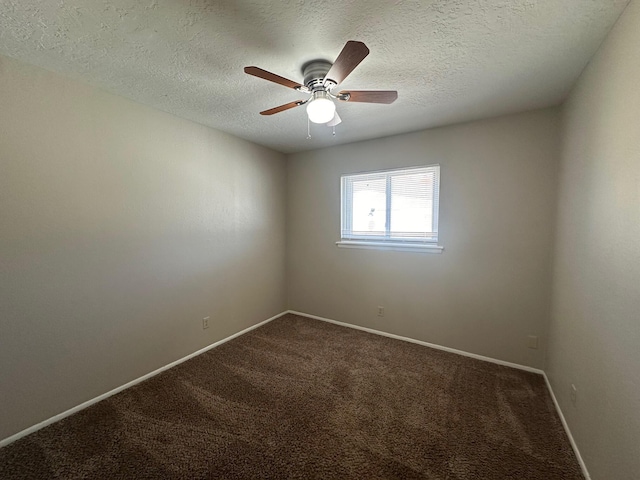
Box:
[306, 91, 336, 124]
[245, 41, 397, 127]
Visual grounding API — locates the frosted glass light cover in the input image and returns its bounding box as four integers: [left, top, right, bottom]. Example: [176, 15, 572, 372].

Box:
[306, 97, 336, 124]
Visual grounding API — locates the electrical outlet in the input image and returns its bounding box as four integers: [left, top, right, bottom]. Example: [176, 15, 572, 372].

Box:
[527, 335, 539, 349]
[377, 306, 384, 317]
[202, 316, 210, 330]
[570, 384, 577, 406]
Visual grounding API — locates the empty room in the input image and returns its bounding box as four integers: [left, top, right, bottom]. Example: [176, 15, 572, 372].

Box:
[0, 1, 638, 479]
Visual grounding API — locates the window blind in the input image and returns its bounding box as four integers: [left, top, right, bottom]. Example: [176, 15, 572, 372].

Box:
[341, 165, 440, 243]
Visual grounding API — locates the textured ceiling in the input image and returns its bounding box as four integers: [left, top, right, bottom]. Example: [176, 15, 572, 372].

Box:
[0, 0, 630, 153]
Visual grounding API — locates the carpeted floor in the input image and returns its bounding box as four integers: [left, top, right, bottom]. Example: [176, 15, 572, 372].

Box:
[0, 313, 583, 479]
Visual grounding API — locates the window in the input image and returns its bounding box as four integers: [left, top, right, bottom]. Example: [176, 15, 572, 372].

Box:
[338, 165, 442, 252]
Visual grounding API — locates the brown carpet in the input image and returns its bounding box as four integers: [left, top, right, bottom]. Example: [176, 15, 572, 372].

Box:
[0, 313, 583, 479]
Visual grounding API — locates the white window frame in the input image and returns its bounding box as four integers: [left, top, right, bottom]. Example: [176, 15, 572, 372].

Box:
[337, 164, 443, 253]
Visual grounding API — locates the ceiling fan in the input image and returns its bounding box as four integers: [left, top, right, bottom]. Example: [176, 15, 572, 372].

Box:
[244, 41, 398, 127]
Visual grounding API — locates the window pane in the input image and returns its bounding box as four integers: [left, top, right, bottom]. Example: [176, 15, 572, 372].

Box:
[351, 177, 386, 236]
[390, 171, 435, 239]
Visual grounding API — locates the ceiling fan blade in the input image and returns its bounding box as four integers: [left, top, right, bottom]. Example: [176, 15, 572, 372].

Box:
[323, 41, 370, 86]
[244, 66, 306, 91]
[338, 90, 398, 104]
[260, 100, 305, 116]
[326, 112, 342, 127]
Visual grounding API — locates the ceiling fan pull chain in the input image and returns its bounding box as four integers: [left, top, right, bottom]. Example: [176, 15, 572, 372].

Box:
[332, 125, 336, 136]
[307, 116, 311, 139]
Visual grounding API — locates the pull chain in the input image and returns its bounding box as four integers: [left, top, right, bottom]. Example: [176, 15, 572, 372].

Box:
[307, 116, 311, 139]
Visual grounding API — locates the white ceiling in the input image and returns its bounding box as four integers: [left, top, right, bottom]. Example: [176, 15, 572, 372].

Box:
[0, 0, 629, 153]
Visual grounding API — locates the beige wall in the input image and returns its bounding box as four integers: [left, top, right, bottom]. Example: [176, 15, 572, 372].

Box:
[287, 109, 560, 369]
[548, 1, 640, 478]
[0, 54, 287, 440]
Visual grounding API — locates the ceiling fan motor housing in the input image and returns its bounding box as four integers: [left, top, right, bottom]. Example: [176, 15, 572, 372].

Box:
[302, 60, 335, 91]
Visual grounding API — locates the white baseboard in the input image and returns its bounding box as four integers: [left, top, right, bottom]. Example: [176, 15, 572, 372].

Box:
[288, 310, 544, 375]
[2, 309, 590, 480]
[0, 310, 288, 449]
[543, 373, 591, 480]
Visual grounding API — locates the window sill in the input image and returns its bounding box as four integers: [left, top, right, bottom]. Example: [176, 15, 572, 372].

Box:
[336, 241, 444, 253]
